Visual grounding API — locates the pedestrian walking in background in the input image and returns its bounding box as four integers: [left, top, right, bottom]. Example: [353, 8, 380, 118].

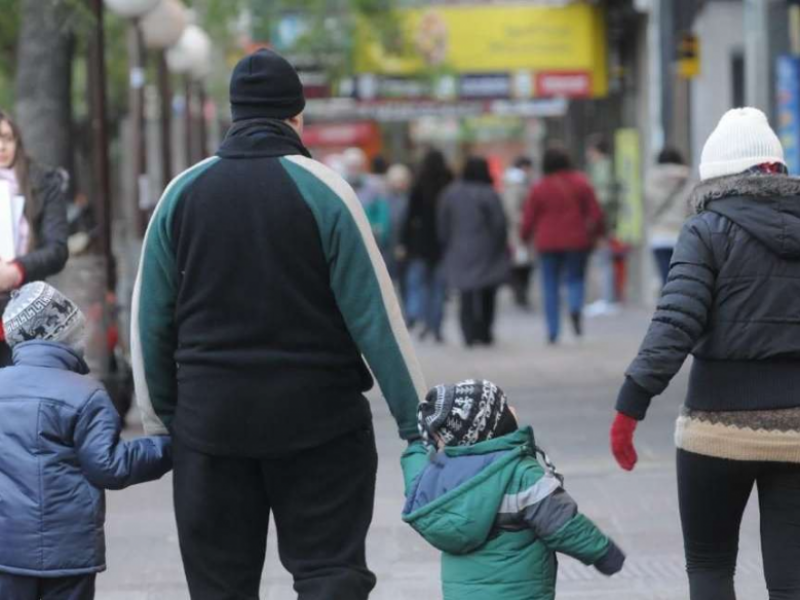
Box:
[439, 156, 509, 347]
[502, 156, 535, 309]
[0, 110, 69, 367]
[521, 146, 605, 345]
[344, 147, 391, 255]
[385, 163, 412, 289]
[585, 136, 626, 315]
[645, 147, 693, 287]
[611, 108, 800, 600]
[132, 49, 426, 600]
[401, 148, 452, 342]
[371, 154, 389, 179]
[402, 380, 625, 600]
[0, 283, 171, 600]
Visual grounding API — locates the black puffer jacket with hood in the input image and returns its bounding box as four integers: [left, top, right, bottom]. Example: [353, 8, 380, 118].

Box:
[618, 175, 800, 419]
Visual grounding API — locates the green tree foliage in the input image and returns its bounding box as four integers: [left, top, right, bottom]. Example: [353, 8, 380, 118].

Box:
[0, 0, 20, 108]
[0, 0, 398, 115]
[180, 0, 400, 108]
[248, 0, 401, 77]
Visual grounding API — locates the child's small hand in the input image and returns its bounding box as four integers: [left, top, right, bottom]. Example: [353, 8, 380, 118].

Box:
[400, 440, 429, 497]
[594, 541, 625, 576]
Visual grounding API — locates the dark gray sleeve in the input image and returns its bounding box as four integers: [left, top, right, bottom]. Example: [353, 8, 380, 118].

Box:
[488, 190, 509, 239]
[437, 191, 451, 249]
[617, 217, 717, 419]
[595, 541, 626, 576]
[521, 484, 578, 538]
[17, 168, 69, 282]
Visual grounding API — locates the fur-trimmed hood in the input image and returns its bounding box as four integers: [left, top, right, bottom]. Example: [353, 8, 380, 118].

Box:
[691, 174, 800, 212]
[691, 174, 800, 259]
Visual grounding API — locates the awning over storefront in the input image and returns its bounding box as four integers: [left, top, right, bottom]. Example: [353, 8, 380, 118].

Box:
[303, 97, 569, 122]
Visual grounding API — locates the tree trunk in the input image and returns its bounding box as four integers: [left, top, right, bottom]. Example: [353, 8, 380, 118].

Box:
[15, 0, 74, 177]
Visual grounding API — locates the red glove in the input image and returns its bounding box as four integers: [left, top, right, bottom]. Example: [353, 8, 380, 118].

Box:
[610, 412, 638, 471]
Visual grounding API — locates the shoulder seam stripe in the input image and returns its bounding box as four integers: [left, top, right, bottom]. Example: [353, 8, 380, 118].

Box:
[282, 154, 427, 401]
[130, 156, 220, 435]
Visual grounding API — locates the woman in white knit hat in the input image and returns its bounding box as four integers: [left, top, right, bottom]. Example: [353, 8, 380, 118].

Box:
[610, 108, 800, 599]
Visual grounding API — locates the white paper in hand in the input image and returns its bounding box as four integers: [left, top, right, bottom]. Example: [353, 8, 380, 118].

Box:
[0, 180, 16, 261]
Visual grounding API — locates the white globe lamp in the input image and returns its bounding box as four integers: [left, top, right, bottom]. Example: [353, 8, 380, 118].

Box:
[103, 0, 161, 19]
[141, 0, 188, 49]
[166, 25, 212, 79]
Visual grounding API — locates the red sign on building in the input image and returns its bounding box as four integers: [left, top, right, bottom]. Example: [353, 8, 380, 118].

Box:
[535, 72, 593, 98]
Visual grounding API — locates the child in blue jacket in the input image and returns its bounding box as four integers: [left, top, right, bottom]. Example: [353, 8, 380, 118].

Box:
[0, 282, 172, 600]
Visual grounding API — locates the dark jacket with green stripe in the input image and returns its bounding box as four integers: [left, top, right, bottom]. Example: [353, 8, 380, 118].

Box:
[402, 428, 625, 600]
[131, 120, 426, 455]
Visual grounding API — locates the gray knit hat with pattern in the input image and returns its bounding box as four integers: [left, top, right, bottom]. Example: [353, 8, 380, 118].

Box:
[2, 282, 86, 349]
[418, 379, 513, 448]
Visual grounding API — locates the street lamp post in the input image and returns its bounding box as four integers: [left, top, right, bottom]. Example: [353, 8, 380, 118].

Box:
[184, 77, 195, 166]
[141, 0, 188, 186]
[103, 0, 161, 236]
[128, 22, 148, 235]
[166, 24, 212, 167]
[197, 83, 208, 162]
[89, 0, 115, 292]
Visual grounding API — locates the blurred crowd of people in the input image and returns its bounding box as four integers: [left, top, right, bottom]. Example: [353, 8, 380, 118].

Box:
[323, 140, 694, 348]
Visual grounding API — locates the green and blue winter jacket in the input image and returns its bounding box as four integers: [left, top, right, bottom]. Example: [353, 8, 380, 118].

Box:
[131, 119, 426, 455]
[402, 427, 625, 600]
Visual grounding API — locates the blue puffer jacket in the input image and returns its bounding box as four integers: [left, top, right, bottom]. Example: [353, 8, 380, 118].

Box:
[0, 341, 172, 577]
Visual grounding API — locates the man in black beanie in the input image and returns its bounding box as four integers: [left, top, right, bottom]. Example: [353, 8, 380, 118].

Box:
[132, 48, 426, 599]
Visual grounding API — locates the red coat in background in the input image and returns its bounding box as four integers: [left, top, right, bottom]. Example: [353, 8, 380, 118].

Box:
[520, 171, 606, 253]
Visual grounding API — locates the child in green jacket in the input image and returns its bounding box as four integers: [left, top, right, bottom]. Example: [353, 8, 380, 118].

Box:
[402, 379, 625, 600]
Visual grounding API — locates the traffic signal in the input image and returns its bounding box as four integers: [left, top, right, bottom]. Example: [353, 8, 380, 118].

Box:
[677, 32, 700, 79]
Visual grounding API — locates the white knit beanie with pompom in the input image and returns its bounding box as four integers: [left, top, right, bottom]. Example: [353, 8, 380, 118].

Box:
[699, 107, 785, 181]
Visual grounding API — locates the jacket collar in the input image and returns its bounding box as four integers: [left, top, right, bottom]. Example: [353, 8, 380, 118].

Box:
[444, 426, 535, 457]
[11, 341, 90, 375]
[691, 174, 800, 213]
[216, 118, 312, 159]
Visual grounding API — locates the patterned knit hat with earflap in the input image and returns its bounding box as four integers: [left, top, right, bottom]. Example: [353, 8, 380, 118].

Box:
[418, 379, 516, 448]
[2, 282, 86, 349]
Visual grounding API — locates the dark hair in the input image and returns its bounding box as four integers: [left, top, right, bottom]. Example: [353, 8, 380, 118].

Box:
[514, 156, 533, 170]
[462, 156, 494, 185]
[658, 147, 685, 165]
[371, 154, 388, 175]
[588, 134, 611, 156]
[413, 148, 453, 202]
[0, 110, 36, 239]
[492, 408, 518, 438]
[542, 147, 573, 175]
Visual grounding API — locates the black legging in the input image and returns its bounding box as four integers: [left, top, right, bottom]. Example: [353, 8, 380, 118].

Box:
[678, 449, 800, 599]
[459, 286, 497, 346]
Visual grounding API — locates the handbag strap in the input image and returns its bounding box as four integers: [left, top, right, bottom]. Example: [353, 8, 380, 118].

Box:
[652, 178, 686, 221]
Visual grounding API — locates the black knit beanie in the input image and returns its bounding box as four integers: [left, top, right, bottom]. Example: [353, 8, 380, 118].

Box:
[418, 380, 516, 448]
[229, 49, 306, 122]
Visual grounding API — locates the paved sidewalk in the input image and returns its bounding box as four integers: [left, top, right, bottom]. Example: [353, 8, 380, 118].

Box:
[100, 297, 769, 599]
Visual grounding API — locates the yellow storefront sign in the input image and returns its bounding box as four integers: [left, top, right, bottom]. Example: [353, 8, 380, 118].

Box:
[355, 4, 608, 97]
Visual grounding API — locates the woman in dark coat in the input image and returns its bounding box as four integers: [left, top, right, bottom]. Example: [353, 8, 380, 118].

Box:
[401, 149, 453, 342]
[611, 108, 800, 600]
[0, 110, 69, 366]
[438, 156, 509, 346]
